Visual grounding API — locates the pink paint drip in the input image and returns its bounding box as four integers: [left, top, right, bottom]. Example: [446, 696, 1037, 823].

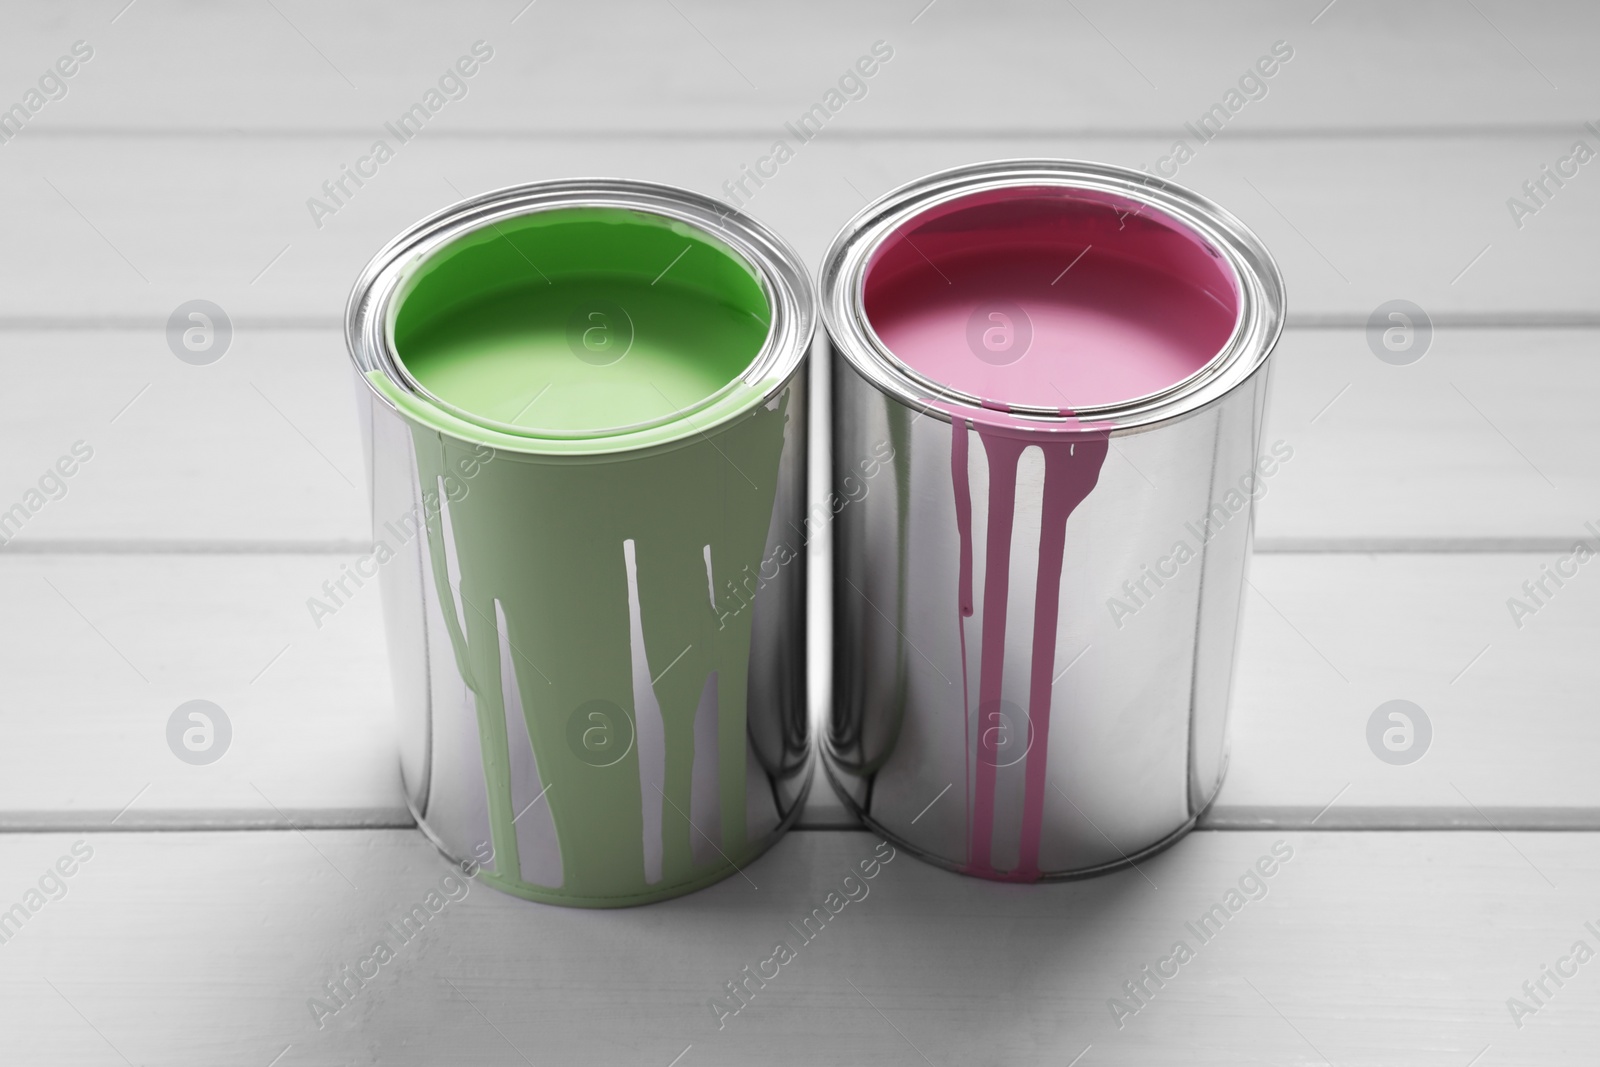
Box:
[868, 184, 1238, 879]
[951, 417, 974, 837]
[964, 433, 1020, 877]
[1015, 434, 1107, 876]
[956, 428, 1107, 879]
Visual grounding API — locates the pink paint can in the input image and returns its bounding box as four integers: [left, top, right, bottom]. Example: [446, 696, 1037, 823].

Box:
[821, 160, 1284, 879]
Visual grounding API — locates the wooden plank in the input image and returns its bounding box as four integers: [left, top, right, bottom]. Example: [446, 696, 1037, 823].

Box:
[4, 1, 1595, 134]
[3, 328, 1594, 548]
[2, 551, 1593, 828]
[0, 827, 1594, 1064]
[1255, 327, 1600, 546]
[0, 134, 1594, 321]
[1210, 552, 1600, 828]
[0, 553, 408, 828]
[0, 329, 367, 547]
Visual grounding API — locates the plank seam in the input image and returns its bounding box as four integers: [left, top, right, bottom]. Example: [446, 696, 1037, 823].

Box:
[2, 541, 1585, 556]
[14, 125, 1597, 141]
[7, 314, 1600, 331]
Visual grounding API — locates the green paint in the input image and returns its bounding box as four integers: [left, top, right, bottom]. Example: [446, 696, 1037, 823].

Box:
[384, 206, 794, 906]
[392, 206, 772, 442]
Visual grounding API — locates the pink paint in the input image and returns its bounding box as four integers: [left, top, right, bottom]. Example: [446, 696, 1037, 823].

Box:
[953, 427, 1107, 879]
[950, 417, 974, 834]
[1015, 436, 1107, 876]
[863, 185, 1236, 879]
[967, 433, 1020, 877]
[863, 186, 1240, 412]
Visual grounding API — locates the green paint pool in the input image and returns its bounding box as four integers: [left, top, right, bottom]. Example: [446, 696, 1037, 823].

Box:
[389, 206, 774, 442]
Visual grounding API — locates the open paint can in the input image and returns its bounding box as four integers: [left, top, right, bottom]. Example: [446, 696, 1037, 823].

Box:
[821, 159, 1284, 880]
[346, 180, 813, 906]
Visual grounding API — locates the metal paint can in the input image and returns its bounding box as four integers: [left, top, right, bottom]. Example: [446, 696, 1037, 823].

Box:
[346, 180, 812, 906]
[821, 160, 1284, 880]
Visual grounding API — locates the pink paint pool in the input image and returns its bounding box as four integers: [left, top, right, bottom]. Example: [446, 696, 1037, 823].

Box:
[861, 185, 1242, 413]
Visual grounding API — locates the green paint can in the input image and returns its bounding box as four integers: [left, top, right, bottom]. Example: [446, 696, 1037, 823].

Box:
[346, 181, 813, 906]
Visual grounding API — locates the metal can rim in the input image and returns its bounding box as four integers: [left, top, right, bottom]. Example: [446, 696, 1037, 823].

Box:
[818, 158, 1286, 434]
[345, 178, 815, 457]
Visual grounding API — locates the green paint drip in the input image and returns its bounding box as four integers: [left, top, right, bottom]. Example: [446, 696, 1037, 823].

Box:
[387, 206, 792, 905]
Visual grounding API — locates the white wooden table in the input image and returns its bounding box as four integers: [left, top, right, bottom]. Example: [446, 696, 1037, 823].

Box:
[1, 2, 1596, 1062]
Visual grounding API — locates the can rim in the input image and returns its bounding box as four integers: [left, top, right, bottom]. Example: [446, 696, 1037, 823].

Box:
[819, 158, 1286, 434]
[345, 178, 815, 456]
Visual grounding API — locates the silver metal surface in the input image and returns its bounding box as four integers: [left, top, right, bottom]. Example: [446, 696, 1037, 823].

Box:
[347, 180, 813, 905]
[821, 159, 1285, 879]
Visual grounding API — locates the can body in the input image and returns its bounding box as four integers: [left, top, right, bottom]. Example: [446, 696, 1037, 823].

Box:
[820, 161, 1285, 880]
[348, 181, 814, 906]
[829, 352, 1271, 877]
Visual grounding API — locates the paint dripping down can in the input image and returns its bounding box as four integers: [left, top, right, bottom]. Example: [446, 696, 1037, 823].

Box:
[821, 160, 1285, 880]
[346, 180, 813, 906]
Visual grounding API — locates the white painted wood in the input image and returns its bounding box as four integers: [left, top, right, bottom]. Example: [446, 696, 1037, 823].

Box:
[0, 827, 1593, 1064]
[0, 553, 408, 828]
[5, 1, 1595, 133]
[2, 552, 1592, 828]
[1256, 327, 1600, 546]
[0, 134, 1592, 322]
[0, 329, 368, 547]
[1211, 552, 1600, 827]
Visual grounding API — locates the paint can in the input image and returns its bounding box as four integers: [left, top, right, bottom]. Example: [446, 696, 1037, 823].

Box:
[821, 160, 1285, 880]
[346, 180, 813, 906]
